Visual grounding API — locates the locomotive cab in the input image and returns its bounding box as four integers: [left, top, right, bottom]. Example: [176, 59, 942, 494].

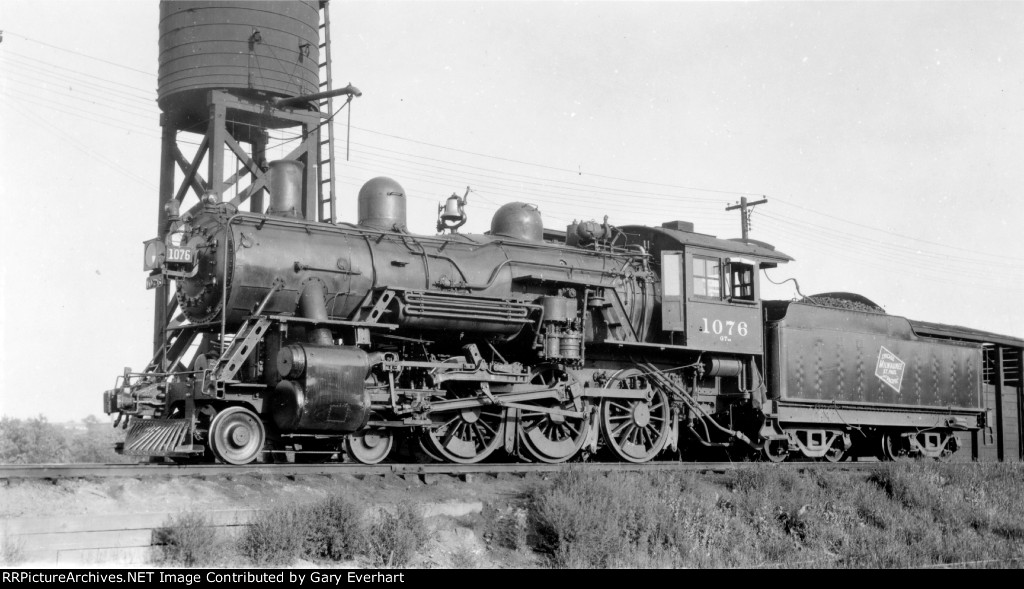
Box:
[620, 222, 793, 354]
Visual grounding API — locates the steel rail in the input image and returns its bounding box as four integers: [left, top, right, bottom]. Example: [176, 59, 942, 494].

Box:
[0, 460, 879, 481]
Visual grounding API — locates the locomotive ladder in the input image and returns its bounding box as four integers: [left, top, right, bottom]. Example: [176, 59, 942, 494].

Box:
[211, 317, 273, 383]
[315, 0, 338, 223]
[211, 280, 283, 382]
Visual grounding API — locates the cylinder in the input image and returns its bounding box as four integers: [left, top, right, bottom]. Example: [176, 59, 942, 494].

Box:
[268, 160, 304, 218]
[271, 345, 373, 433]
[158, 1, 320, 123]
[358, 177, 407, 231]
[490, 203, 543, 242]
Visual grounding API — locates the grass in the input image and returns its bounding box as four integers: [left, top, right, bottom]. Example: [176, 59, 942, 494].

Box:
[149, 462, 1024, 568]
[524, 462, 1024, 568]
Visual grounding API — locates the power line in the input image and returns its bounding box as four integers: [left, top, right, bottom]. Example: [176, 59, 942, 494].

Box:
[757, 214, 1023, 288]
[2, 31, 154, 76]
[3, 43, 1015, 271]
[338, 157, 733, 234]
[1, 71, 159, 120]
[0, 51, 156, 99]
[3, 30, 1015, 266]
[758, 210, 1022, 270]
[343, 147, 732, 219]
[345, 137, 724, 204]
[771, 197, 1024, 261]
[0, 88, 162, 139]
[3, 98, 156, 190]
[349, 124, 762, 197]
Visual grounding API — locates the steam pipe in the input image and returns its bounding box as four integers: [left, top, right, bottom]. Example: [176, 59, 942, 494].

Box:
[272, 83, 362, 108]
[299, 279, 333, 346]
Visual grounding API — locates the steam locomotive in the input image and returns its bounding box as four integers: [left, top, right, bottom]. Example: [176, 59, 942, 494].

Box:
[105, 161, 988, 465]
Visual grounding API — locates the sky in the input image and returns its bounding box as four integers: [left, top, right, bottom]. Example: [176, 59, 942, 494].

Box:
[1, 1, 1022, 421]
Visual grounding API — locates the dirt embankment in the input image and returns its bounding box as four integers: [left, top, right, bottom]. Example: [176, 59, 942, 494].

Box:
[1, 471, 546, 568]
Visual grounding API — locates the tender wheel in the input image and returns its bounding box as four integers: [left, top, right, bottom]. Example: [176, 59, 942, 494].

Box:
[880, 432, 911, 461]
[762, 439, 789, 463]
[518, 402, 592, 463]
[422, 404, 505, 464]
[600, 369, 671, 463]
[936, 434, 958, 462]
[208, 407, 265, 465]
[345, 429, 395, 465]
[823, 440, 845, 463]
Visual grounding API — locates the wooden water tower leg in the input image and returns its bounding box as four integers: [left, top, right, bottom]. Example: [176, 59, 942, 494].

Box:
[208, 102, 228, 199]
[153, 124, 177, 356]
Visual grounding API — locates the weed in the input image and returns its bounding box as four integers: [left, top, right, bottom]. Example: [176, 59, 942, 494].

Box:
[153, 511, 218, 567]
[485, 505, 528, 551]
[523, 463, 1024, 569]
[449, 547, 479, 569]
[237, 507, 306, 565]
[301, 495, 366, 561]
[236, 494, 368, 565]
[367, 502, 428, 567]
[528, 470, 718, 568]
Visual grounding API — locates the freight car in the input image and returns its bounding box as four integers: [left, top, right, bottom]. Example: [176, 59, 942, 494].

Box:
[104, 167, 997, 465]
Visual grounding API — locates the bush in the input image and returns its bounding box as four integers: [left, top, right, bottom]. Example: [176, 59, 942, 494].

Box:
[237, 507, 306, 565]
[485, 505, 529, 551]
[153, 511, 218, 567]
[238, 495, 368, 566]
[528, 469, 710, 568]
[367, 503, 428, 567]
[302, 495, 366, 561]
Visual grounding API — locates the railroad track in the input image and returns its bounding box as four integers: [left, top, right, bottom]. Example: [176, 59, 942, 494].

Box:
[0, 460, 884, 480]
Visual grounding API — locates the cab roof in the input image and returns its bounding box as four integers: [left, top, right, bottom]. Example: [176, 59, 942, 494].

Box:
[620, 224, 794, 268]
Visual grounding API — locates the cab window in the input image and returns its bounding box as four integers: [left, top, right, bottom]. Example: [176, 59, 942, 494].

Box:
[693, 256, 721, 298]
[729, 262, 755, 301]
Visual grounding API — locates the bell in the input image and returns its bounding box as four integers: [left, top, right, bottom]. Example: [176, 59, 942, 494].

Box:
[441, 195, 463, 222]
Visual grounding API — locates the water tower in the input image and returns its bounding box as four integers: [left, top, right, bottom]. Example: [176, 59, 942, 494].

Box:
[151, 0, 359, 352]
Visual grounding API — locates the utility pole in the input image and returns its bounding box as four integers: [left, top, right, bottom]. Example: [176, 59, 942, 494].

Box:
[726, 196, 768, 242]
